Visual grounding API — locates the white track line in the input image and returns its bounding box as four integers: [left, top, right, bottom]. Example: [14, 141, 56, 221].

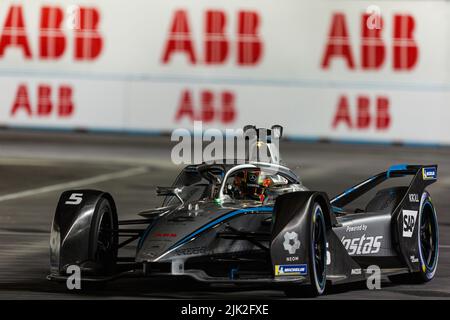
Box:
[0, 155, 179, 169]
[0, 166, 148, 202]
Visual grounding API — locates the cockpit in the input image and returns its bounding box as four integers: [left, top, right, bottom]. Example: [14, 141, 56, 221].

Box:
[222, 167, 297, 203]
[163, 163, 305, 206]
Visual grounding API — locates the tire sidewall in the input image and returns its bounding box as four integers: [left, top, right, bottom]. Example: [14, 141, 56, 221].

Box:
[309, 203, 327, 295]
[90, 198, 118, 274]
[417, 192, 439, 281]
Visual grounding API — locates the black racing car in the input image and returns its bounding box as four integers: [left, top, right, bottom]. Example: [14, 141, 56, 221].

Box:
[48, 126, 439, 297]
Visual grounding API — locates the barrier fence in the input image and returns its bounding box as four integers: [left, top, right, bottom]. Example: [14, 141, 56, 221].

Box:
[0, 0, 448, 144]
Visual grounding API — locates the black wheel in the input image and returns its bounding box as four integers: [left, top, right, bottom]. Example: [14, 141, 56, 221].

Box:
[389, 192, 438, 284]
[81, 198, 118, 276]
[285, 203, 327, 297]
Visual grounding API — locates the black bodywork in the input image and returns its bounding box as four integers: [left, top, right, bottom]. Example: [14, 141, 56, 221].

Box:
[48, 159, 439, 294]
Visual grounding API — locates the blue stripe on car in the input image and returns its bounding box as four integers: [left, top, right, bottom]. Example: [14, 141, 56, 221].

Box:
[138, 219, 158, 249]
[386, 163, 408, 178]
[331, 175, 377, 204]
[168, 206, 273, 250]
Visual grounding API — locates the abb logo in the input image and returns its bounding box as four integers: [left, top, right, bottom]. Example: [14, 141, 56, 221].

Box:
[162, 10, 263, 65]
[10, 84, 74, 117]
[332, 95, 391, 130]
[322, 13, 418, 70]
[175, 89, 236, 123]
[0, 5, 102, 60]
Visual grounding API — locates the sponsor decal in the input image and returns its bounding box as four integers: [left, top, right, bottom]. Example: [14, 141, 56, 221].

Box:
[283, 231, 301, 254]
[345, 224, 368, 232]
[275, 264, 307, 276]
[175, 90, 236, 124]
[351, 268, 362, 275]
[341, 235, 383, 255]
[175, 246, 209, 256]
[286, 256, 299, 262]
[10, 84, 75, 118]
[409, 194, 419, 203]
[332, 95, 391, 131]
[0, 5, 103, 60]
[322, 13, 418, 71]
[161, 9, 263, 66]
[402, 210, 418, 238]
[410, 255, 419, 263]
[422, 167, 437, 180]
[155, 233, 177, 237]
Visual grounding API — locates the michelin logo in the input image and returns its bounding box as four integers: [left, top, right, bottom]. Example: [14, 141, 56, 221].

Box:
[275, 264, 307, 276]
[423, 167, 437, 180]
[283, 231, 301, 254]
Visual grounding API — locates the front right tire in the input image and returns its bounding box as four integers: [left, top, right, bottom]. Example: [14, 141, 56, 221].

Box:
[285, 202, 327, 297]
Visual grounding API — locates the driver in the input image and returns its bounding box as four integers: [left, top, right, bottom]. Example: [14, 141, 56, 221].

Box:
[231, 169, 273, 202]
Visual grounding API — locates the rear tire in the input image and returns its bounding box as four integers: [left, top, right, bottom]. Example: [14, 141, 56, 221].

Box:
[389, 192, 438, 284]
[285, 203, 327, 297]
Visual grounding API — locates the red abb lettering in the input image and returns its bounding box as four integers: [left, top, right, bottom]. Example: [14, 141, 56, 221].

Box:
[393, 15, 418, 70]
[357, 96, 371, 128]
[175, 90, 195, 121]
[376, 96, 390, 129]
[40, 6, 65, 59]
[201, 90, 215, 121]
[58, 86, 74, 116]
[161, 10, 196, 64]
[332, 96, 353, 128]
[0, 5, 103, 61]
[361, 14, 385, 69]
[332, 95, 391, 130]
[0, 5, 32, 59]
[38, 85, 52, 115]
[205, 10, 228, 64]
[74, 7, 103, 60]
[322, 13, 418, 71]
[10, 84, 74, 117]
[221, 91, 235, 123]
[11, 84, 32, 116]
[237, 11, 262, 65]
[175, 89, 236, 123]
[321, 13, 355, 69]
[162, 9, 262, 66]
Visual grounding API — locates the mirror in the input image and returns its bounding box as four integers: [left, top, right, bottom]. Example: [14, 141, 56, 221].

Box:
[156, 186, 184, 204]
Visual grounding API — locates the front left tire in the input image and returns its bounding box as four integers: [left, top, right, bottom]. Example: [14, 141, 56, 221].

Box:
[81, 197, 118, 276]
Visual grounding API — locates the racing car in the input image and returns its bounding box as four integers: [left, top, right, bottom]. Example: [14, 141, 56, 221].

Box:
[48, 125, 439, 297]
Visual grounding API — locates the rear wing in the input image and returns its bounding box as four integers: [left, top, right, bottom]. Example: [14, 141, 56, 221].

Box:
[331, 164, 437, 208]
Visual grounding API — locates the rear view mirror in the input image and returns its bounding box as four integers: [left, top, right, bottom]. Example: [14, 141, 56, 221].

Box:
[271, 125, 283, 139]
[156, 187, 184, 204]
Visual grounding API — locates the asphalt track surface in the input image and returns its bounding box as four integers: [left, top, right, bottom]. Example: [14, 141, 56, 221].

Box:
[0, 131, 449, 300]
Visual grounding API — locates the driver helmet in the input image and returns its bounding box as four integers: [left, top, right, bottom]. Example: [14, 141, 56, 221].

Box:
[237, 169, 273, 201]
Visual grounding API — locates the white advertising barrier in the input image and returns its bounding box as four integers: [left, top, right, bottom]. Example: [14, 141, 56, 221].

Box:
[0, 0, 448, 144]
[129, 83, 449, 144]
